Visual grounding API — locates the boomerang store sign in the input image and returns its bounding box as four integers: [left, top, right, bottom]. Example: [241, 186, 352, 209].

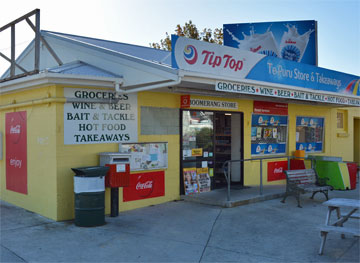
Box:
[215, 81, 360, 106]
[64, 88, 138, 144]
[180, 95, 238, 110]
[171, 36, 360, 105]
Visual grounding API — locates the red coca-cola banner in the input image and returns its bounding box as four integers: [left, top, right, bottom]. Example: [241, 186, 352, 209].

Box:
[268, 161, 288, 182]
[123, 171, 165, 202]
[5, 111, 28, 194]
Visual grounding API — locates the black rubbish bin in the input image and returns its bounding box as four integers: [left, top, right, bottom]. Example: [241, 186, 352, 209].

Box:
[71, 166, 109, 227]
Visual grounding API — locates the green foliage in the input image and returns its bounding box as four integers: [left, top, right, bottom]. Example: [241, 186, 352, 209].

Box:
[150, 20, 223, 51]
[196, 127, 213, 151]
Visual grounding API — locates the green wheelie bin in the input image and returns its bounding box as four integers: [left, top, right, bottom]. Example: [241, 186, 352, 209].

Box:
[71, 166, 109, 227]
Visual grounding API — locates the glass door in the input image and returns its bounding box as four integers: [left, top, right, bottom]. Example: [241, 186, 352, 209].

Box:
[181, 110, 214, 195]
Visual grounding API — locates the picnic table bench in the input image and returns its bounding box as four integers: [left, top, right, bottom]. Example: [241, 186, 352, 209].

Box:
[281, 169, 332, 208]
[319, 198, 360, 255]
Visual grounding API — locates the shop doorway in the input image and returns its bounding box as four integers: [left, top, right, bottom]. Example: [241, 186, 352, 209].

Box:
[180, 110, 243, 195]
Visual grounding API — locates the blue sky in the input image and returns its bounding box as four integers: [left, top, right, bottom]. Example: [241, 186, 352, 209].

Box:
[0, 0, 359, 76]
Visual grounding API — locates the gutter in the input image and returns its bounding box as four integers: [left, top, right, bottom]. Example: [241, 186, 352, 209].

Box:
[115, 77, 182, 94]
[0, 71, 124, 94]
[0, 71, 182, 96]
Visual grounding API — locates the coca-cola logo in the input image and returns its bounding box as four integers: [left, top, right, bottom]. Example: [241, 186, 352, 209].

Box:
[135, 176, 154, 197]
[274, 167, 283, 174]
[136, 181, 153, 190]
[10, 125, 21, 134]
[250, 45, 262, 53]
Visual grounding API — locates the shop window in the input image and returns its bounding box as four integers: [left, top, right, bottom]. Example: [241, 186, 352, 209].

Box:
[296, 116, 324, 153]
[336, 110, 348, 136]
[337, 111, 344, 129]
[251, 114, 288, 156]
[141, 106, 179, 135]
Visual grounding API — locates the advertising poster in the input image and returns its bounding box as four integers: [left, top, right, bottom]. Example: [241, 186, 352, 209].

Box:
[224, 20, 317, 65]
[121, 143, 168, 170]
[268, 161, 288, 181]
[296, 116, 324, 152]
[123, 171, 165, 202]
[251, 114, 288, 126]
[251, 143, 286, 155]
[183, 168, 199, 195]
[197, 168, 211, 193]
[5, 111, 28, 194]
[191, 148, 203, 157]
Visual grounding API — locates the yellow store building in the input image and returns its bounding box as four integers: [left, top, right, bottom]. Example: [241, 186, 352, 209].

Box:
[1, 25, 359, 221]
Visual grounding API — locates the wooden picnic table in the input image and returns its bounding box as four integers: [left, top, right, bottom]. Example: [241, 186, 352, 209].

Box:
[319, 198, 360, 255]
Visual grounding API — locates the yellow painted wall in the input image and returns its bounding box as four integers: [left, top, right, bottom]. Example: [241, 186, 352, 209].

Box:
[0, 86, 59, 220]
[54, 89, 183, 220]
[354, 118, 360, 165]
[244, 103, 333, 186]
[330, 107, 360, 162]
[1, 83, 359, 221]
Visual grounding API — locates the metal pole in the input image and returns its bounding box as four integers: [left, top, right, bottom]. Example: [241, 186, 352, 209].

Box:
[227, 162, 231, 201]
[288, 156, 290, 170]
[10, 25, 15, 77]
[110, 188, 119, 217]
[260, 159, 263, 195]
[34, 9, 40, 72]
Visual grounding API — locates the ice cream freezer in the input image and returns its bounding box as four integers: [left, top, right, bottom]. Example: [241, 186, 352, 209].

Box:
[315, 160, 357, 190]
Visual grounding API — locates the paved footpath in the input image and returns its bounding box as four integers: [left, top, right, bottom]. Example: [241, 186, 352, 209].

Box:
[1, 188, 359, 262]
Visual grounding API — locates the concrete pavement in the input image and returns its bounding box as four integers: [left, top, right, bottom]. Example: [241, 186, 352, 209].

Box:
[1, 188, 359, 262]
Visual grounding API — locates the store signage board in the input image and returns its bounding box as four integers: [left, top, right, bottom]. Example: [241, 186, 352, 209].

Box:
[215, 81, 360, 106]
[254, 101, 288, 115]
[172, 36, 360, 103]
[172, 35, 264, 80]
[245, 56, 360, 98]
[63, 88, 138, 144]
[224, 20, 317, 65]
[5, 111, 28, 194]
[180, 95, 238, 110]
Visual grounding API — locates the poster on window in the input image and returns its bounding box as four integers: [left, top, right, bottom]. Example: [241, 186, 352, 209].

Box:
[197, 168, 211, 193]
[251, 114, 288, 156]
[296, 116, 324, 152]
[183, 168, 199, 195]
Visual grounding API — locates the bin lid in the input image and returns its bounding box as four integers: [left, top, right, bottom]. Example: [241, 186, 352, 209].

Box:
[308, 155, 343, 162]
[71, 166, 109, 177]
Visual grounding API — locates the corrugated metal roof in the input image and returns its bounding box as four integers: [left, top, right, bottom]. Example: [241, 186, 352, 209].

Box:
[46, 61, 121, 78]
[42, 31, 172, 66]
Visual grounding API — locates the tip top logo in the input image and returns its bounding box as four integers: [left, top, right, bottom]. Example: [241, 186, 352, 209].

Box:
[184, 45, 198, 65]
